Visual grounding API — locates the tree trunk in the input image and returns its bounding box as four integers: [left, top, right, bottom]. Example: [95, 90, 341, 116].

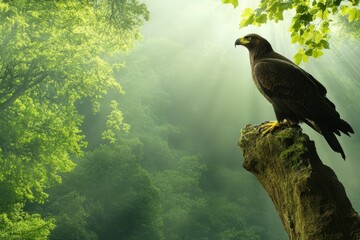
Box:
[238, 124, 360, 240]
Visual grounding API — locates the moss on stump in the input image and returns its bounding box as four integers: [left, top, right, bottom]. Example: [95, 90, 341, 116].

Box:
[239, 123, 360, 240]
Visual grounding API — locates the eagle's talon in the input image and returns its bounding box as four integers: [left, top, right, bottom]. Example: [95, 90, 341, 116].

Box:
[260, 120, 281, 136]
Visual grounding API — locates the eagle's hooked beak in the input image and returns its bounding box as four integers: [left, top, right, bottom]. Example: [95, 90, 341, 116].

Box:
[234, 37, 250, 47]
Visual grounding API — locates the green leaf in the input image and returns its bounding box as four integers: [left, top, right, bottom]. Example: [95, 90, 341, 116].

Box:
[348, 8, 357, 22]
[293, 51, 303, 65]
[317, 2, 326, 11]
[340, 5, 350, 16]
[291, 18, 301, 31]
[315, 33, 323, 43]
[291, 33, 300, 43]
[240, 8, 255, 27]
[322, 9, 330, 20]
[241, 8, 254, 19]
[320, 39, 330, 49]
[313, 48, 323, 58]
[333, 0, 342, 6]
[331, 6, 338, 14]
[302, 54, 309, 62]
[299, 13, 314, 22]
[305, 49, 313, 56]
[273, 11, 284, 21]
[296, 5, 309, 13]
[221, 0, 238, 8]
[256, 14, 268, 24]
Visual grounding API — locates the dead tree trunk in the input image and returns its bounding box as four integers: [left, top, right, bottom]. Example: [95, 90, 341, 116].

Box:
[238, 124, 360, 240]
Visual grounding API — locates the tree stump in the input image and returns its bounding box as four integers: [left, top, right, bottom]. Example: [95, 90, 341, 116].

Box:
[238, 124, 360, 240]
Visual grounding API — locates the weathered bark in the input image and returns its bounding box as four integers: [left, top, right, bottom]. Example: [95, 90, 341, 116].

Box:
[238, 123, 360, 240]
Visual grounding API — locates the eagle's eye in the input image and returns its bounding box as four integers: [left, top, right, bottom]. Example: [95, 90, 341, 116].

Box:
[246, 36, 252, 41]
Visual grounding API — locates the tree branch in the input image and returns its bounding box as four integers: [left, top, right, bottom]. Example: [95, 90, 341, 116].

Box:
[0, 71, 48, 112]
[238, 124, 360, 240]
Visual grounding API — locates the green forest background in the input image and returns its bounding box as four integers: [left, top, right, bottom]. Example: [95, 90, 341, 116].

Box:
[0, 0, 359, 239]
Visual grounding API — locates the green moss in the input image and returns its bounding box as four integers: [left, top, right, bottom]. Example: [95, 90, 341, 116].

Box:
[270, 126, 309, 170]
[280, 142, 307, 170]
[275, 127, 296, 139]
[274, 126, 305, 144]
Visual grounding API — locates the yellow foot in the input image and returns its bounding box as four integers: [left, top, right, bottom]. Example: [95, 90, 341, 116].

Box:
[260, 120, 281, 136]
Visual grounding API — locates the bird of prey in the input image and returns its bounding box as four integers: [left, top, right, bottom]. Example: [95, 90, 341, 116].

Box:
[235, 33, 353, 159]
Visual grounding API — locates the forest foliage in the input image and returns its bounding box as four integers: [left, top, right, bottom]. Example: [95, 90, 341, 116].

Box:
[0, 0, 148, 238]
[222, 0, 360, 63]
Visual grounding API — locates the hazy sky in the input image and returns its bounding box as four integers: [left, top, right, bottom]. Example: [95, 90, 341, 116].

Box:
[141, 0, 295, 54]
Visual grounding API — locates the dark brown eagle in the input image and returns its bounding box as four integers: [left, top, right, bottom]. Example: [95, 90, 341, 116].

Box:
[235, 33, 353, 159]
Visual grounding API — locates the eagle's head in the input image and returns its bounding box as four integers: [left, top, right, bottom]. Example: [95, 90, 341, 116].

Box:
[235, 34, 273, 60]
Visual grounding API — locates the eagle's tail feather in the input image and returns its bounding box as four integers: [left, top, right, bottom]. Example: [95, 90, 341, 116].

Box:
[322, 98, 354, 135]
[338, 119, 354, 136]
[320, 127, 346, 160]
[303, 118, 348, 160]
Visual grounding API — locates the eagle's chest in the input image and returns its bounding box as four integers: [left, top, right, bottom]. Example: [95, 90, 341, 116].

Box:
[251, 68, 273, 103]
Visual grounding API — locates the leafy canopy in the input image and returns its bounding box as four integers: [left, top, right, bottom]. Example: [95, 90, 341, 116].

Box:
[0, 203, 55, 240]
[222, 0, 360, 64]
[0, 0, 148, 204]
[0, 0, 148, 238]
